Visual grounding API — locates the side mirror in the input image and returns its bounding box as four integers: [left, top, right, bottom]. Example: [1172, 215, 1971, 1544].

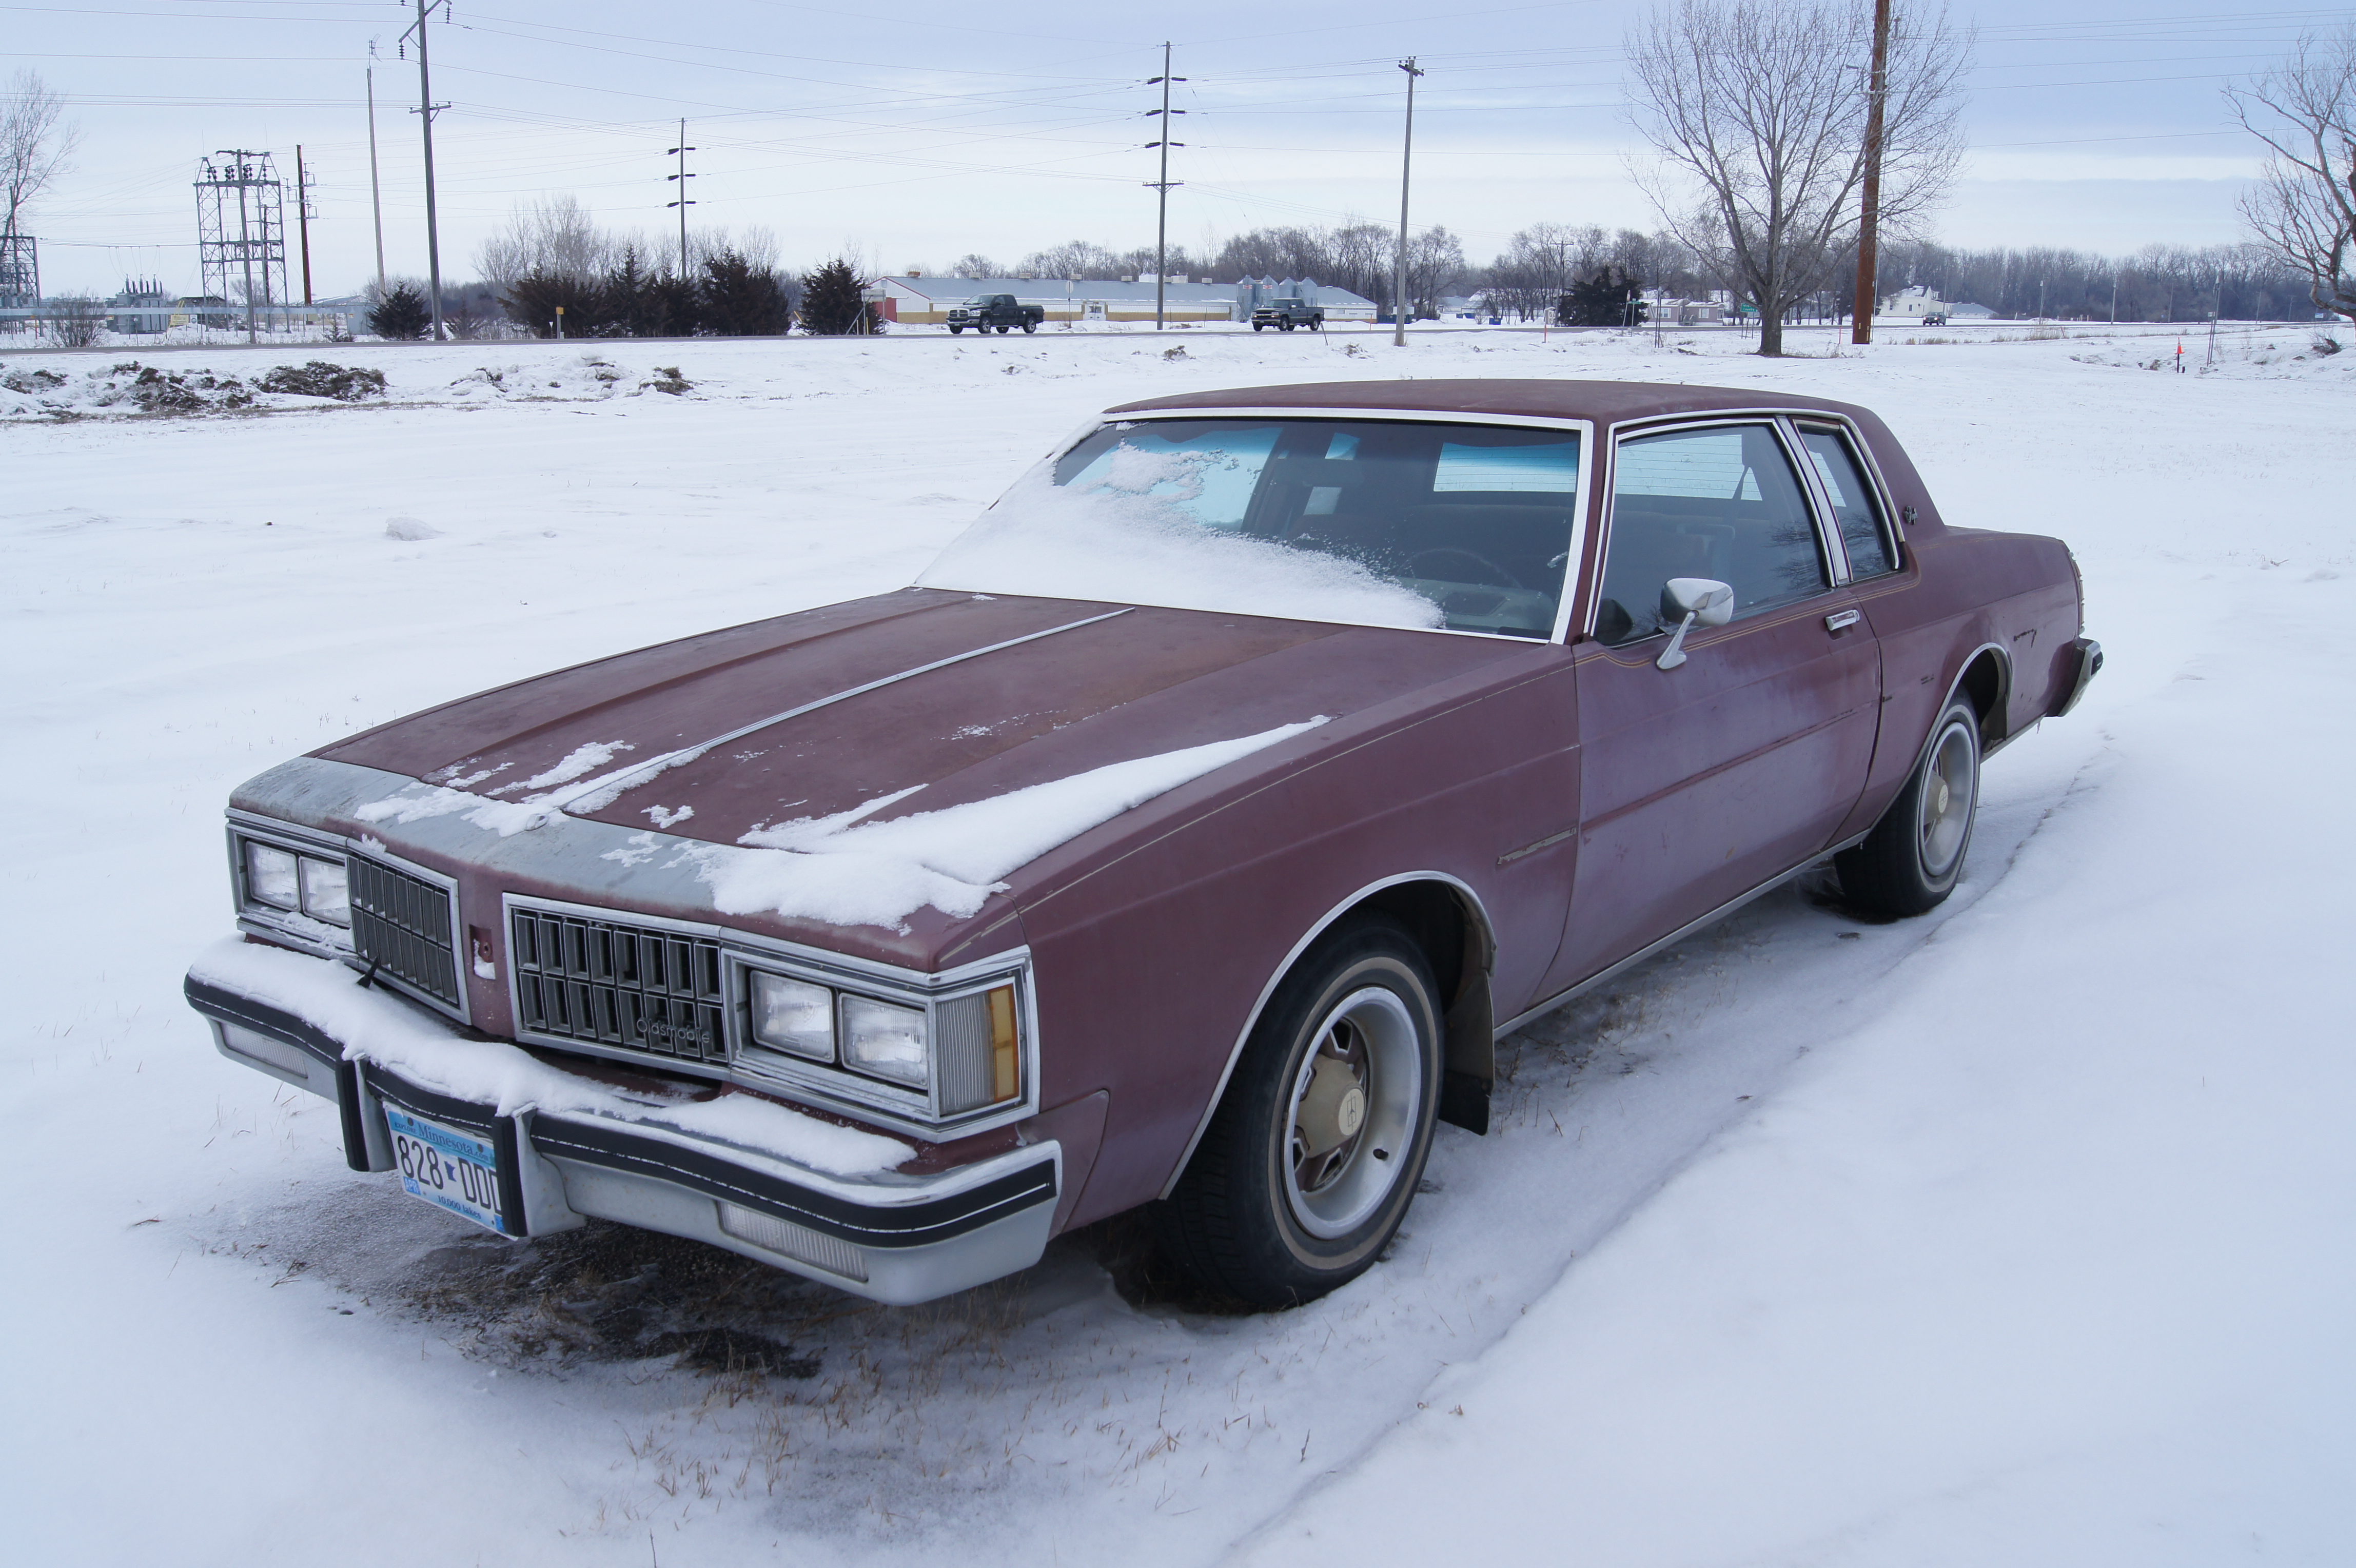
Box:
[1656, 578, 1734, 670]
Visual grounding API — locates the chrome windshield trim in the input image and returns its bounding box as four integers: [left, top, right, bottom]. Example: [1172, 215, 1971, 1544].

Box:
[1074, 409, 1597, 646]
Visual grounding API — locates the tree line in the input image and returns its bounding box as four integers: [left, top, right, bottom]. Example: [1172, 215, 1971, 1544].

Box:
[365, 196, 879, 340]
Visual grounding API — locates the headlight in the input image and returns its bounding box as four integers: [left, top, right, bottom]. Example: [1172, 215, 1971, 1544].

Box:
[840, 995, 929, 1089]
[244, 841, 300, 910]
[748, 972, 834, 1062]
[299, 855, 349, 926]
[239, 834, 349, 928]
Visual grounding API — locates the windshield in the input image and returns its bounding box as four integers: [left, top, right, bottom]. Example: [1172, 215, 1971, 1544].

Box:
[1027, 418, 1584, 637]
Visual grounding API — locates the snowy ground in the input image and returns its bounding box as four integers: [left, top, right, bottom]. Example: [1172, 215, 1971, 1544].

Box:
[3, 322, 2349, 1565]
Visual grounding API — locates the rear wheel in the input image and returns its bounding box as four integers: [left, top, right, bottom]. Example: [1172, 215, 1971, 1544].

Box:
[1022, 321, 1036, 333]
[1153, 917, 1441, 1308]
[1836, 697, 1981, 916]
[996, 323, 1010, 334]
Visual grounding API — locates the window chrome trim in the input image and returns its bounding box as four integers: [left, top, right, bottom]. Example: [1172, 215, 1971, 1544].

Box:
[1789, 415, 1906, 576]
[1775, 414, 1855, 585]
[502, 892, 1040, 1141]
[225, 808, 472, 1025]
[1079, 409, 1598, 647]
[1589, 408, 1881, 641]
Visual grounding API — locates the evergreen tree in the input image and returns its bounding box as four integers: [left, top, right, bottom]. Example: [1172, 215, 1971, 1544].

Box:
[503, 266, 610, 338]
[795, 257, 877, 335]
[647, 268, 701, 337]
[1559, 266, 1648, 327]
[603, 243, 655, 337]
[366, 282, 430, 340]
[701, 248, 792, 336]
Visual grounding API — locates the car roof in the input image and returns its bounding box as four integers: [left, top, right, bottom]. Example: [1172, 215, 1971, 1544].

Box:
[1104, 378, 1875, 427]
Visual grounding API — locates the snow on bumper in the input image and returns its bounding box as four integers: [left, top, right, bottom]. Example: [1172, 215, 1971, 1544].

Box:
[184, 944, 1060, 1305]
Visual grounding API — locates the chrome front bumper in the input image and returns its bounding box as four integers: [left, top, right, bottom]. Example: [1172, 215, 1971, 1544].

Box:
[185, 971, 1060, 1305]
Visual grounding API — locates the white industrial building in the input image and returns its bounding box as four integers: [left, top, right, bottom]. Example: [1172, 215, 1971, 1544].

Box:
[875, 275, 1375, 326]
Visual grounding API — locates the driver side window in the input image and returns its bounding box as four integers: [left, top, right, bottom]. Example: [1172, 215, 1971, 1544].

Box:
[1595, 423, 1830, 646]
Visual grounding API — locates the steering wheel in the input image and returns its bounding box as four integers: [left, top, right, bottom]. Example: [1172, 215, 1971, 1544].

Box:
[1405, 546, 1522, 590]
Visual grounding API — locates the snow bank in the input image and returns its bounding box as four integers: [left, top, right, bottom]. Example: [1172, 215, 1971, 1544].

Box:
[189, 935, 911, 1176]
[0, 358, 387, 419]
[696, 718, 1328, 930]
[917, 459, 1445, 631]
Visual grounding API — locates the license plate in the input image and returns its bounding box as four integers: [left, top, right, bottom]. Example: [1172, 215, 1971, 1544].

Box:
[386, 1106, 506, 1233]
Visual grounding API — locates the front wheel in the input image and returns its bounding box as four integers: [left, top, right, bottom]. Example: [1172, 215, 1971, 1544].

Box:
[1836, 697, 1981, 916]
[1252, 322, 1264, 332]
[1153, 917, 1442, 1308]
[995, 324, 1010, 334]
[948, 325, 963, 335]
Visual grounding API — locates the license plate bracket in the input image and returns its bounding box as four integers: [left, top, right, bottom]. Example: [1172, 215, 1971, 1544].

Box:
[385, 1105, 508, 1234]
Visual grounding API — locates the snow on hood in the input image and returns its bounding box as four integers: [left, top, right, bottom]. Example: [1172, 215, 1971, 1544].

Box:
[685, 717, 1327, 931]
[916, 457, 1445, 631]
[190, 936, 912, 1175]
[355, 717, 1326, 933]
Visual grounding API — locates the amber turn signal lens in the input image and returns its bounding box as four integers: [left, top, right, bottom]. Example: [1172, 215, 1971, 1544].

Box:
[987, 984, 1020, 1104]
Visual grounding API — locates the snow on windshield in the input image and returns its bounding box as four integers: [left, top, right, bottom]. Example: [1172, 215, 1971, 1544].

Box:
[916, 433, 1448, 631]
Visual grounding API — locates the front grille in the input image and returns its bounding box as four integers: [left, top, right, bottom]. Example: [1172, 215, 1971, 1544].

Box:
[349, 857, 461, 1009]
[510, 907, 727, 1066]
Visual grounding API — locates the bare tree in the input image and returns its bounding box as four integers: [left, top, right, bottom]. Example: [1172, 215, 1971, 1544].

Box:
[1626, 0, 1968, 355]
[2229, 27, 2356, 328]
[1017, 240, 1124, 279]
[950, 253, 1002, 279]
[475, 194, 611, 293]
[3, 70, 78, 240]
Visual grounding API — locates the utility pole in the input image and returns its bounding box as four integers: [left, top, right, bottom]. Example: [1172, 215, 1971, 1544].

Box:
[366, 56, 387, 298]
[1393, 57, 1423, 348]
[401, 0, 451, 341]
[295, 145, 315, 306]
[667, 120, 695, 276]
[234, 159, 258, 343]
[1145, 44, 1185, 331]
[1850, 0, 1892, 345]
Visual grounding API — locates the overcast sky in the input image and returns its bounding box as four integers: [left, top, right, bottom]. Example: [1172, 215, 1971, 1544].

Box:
[9, 0, 2344, 296]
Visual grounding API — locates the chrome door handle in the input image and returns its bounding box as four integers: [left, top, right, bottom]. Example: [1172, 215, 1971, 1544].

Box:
[1824, 610, 1862, 633]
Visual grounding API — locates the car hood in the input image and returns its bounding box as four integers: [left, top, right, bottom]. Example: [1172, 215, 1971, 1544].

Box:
[315, 587, 1532, 859]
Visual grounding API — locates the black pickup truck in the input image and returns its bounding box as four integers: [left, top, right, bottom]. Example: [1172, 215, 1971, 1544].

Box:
[947, 294, 1045, 335]
[1251, 297, 1325, 332]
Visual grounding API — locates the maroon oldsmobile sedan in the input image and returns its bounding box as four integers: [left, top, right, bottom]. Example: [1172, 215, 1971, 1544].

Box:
[186, 379, 2099, 1308]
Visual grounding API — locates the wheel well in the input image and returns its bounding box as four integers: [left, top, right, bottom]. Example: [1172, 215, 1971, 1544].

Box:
[1958, 648, 2009, 746]
[1356, 880, 1495, 1132]
[1357, 880, 1484, 1007]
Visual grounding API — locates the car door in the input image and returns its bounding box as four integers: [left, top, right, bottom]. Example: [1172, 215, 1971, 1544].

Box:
[1542, 416, 1882, 995]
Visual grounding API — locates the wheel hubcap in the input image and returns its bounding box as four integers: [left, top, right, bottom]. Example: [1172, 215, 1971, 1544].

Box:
[1918, 722, 1976, 879]
[1284, 987, 1421, 1239]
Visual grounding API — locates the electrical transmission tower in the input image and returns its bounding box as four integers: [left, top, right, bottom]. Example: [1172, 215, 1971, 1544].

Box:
[0, 235, 35, 309]
[196, 151, 289, 342]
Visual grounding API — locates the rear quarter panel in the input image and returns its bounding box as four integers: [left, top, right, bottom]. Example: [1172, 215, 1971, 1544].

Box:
[1839, 418, 2086, 837]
